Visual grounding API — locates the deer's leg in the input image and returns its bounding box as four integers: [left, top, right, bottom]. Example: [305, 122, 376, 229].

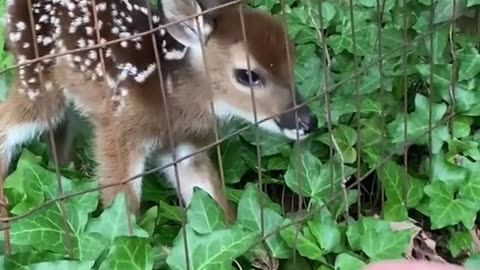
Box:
[95, 127, 148, 214]
[0, 84, 67, 178]
[158, 144, 235, 222]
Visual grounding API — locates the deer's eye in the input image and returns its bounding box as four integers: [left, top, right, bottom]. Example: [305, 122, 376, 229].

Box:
[234, 69, 263, 87]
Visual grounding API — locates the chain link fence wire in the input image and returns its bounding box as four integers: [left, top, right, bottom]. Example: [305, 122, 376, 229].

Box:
[0, 0, 476, 268]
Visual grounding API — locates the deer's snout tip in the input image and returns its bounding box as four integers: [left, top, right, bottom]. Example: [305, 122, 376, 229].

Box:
[276, 104, 318, 140]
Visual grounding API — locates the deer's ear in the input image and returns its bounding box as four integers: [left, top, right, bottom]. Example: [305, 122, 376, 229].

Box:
[161, 0, 213, 48]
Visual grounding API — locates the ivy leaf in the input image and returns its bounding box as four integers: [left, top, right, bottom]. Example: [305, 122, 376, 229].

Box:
[240, 128, 292, 156]
[3, 152, 99, 236]
[359, 219, 412, 260]
[424, 27, 448, 64]
[167, 224, 258, 270]
[360, 230, 412, 260]
[158, 201, 184, 223]
[139, 206, 158, 236]
[220, 136, 249, 184]
[307, 221, 341, 253]
[377, 160, 426, 220]
[72, 232, 108, 261]
[451, 116, 472, 138]
[279, 219, 325, 261]
[285, 150, 356, 199]
[468, 0, 480, 6]
[318, 125, 358, 163]
[465, 255, 480, 270]
[459, 160, 480, 205]
[25, 260, 95, 270]
[387, 94, 448, 151]
[458, 47, 480, 80]
[448, 139, 480, 161]
[237, 185, 290, 258]
[433, 0, 467, 24]
[425, 181, 478, 229]
[98, 236, 153, 270]
[85, 193, 149, 242]
[334, 253, 366, 270]
[448, 231, 474, 258]
[296, 57, 324, 98]
[430, 152, 468, 188]
[346, 218, 391, 252]
[187, 188, 226, 234]
[2, 251, 64, 270]
[0, 200, 79, 255]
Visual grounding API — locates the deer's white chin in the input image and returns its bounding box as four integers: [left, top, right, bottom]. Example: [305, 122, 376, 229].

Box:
[281, 128, 309, 141]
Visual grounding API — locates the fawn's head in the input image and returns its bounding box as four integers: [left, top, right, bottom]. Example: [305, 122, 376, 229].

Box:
[161, 0, 318, 139]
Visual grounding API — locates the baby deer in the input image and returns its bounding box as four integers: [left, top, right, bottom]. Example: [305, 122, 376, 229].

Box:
[0, 0, 318, 220]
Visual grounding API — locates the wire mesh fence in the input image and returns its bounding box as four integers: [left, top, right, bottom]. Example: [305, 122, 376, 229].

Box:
[0, 0, 478, 269]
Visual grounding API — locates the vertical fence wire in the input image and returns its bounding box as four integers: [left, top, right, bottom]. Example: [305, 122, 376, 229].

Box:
[402, 0, 410, 212]
[428, 0, 435, 205]
[237, 3, 272, 264]
[346, 0, 363, 218]
[375, 0, 387, 219]
[145, 2, 192, 269]
[25, 0, 74, 257]
[449, 1, 457, 138]
[277, 0, 305, 266]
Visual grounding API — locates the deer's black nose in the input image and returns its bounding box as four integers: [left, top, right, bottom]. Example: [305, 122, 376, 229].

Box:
[297, 108, 317, 134]
[277, 97, 318, 136]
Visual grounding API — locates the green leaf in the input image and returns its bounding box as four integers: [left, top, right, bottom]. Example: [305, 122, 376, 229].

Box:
[85, 193, 149, 242]
[307, 221, 341, 253]
[139, 206, 158, 236]
[240, 128, 292, 156]
[285, 150, 356, 199]
[387, 94, 448, 151]
[430, 152, 468, 188]
[318, 125, 358, 163]
[26, 260, 95, 270]
[359, 219, 412, 260]
[468, 0, 480, 6]
[279, 219, 325, 261]
[459, 160, 480, 205]
[458, 47, 480, 80]
[2, 251, 64, 270]
[465, 254, 480, 270]
[334, 253, 366, 270]
[220, 136, 249, 184]
[1, 165, 98, 257]
[448, 231, 474, 258]
[237, 185, 290, 258]
[433, 0, 467, 24]
[424, 27, 448, 64]
[98, 236, 153, 270]
[73, 232, 108, 261]
[187, 188, 226, 234]
[346, 218, 391, 252]
[425, 181, 478, 229]
[377, 160, 426, 219]
[296, 57, 324, 97]
[158, 201, 184, 223]
[452, 116, 472, 138]
[167, 224, 258, 270]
